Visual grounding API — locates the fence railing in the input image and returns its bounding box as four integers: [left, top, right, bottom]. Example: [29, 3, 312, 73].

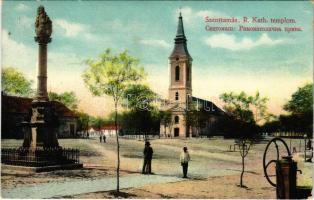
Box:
[120, 134, 160, 140]
[1, 147, 80, 167]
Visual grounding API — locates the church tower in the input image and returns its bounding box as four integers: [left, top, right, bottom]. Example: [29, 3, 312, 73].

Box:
[168, 12, 193, 137]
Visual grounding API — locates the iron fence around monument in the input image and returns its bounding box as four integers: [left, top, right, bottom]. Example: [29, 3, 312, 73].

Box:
[1, 147, 80, 167]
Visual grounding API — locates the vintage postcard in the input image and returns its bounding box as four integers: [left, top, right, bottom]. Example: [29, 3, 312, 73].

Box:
[1, 0, 313, 199]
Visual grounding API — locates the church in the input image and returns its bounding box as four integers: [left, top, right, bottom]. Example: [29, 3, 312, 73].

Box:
[160, 13, 226, 138]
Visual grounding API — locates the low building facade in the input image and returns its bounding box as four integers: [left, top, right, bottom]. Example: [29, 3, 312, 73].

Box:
[1, 94, 78, 138]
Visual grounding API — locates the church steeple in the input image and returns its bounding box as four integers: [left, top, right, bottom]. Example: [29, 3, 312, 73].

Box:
[175, 12, 186, 40]
[170, 12, 191, 59]
[167, 11, 193, 138]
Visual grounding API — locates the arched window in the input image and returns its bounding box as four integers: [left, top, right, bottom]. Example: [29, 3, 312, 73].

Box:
[175, 92, 179, 100]
[175, 116, 179, 124]
[175, 66, 180, 81]
[187, 66, 190, 81]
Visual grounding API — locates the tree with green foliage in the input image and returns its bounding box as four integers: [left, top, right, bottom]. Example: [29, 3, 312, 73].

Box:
[82, 48, 145, 193]
[284, 83, 313, 115]
[282, 83, 313, 135]
[2, 67, 33, 97]
[76, 111, 90, 136]
[220, 91, 270, 125]
[120, 84, 160, 136]
[251, 91, 269, 123]
[48, 91, 79, 110]
[219, 91, 268, 188]
[160, 110, 173, 137]
[220, 91, 255, 124]
[262, 84, 313, 135]
[122, 84, 156, 111]
[89, 116, 107, 130]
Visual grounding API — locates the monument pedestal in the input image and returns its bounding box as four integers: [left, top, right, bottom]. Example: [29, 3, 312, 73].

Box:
[29, 101, 59, 149]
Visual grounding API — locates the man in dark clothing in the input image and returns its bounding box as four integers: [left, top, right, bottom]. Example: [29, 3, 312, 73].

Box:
[142, 141, 153, 174]
[103, 135, 106, 143]
[99, 135, 102, 143]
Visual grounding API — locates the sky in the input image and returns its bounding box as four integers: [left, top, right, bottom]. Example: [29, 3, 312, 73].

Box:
[2, 1, 313, 117]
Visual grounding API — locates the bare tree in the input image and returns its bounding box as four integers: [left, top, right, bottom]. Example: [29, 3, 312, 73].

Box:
[238, 139, 253, 187]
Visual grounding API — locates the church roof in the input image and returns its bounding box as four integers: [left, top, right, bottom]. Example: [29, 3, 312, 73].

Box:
[191, 96, 225, 115]
[163, 96, 225, 116]
[170, 12, 192, 59]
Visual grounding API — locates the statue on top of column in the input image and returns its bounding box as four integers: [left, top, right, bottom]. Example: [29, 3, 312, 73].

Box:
[35, 6, 52, 43]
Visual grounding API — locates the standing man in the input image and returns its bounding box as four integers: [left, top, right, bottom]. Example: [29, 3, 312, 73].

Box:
[99, 134, 102, 143]
[142, 141, 153, 174]
[180, 146, 190, 178]
[103, 135, 106, 143]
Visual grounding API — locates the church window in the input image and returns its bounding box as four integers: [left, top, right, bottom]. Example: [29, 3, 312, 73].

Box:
[187, 66, 190, 81]
[175, 116, 179, 124]
[175, 92, 179, 100]
[175, 66, 180, 81]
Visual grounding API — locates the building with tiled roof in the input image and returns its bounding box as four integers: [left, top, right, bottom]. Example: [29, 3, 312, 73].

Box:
[1, 93, 78, 138]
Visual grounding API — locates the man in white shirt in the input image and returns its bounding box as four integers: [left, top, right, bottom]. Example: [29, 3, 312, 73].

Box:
[180, 146, 190, 178]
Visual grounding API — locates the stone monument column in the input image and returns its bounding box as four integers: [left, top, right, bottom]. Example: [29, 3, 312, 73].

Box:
[36, 42, 48, 101]
[26, 6, 59, 149]
[35, 5, 51, 101]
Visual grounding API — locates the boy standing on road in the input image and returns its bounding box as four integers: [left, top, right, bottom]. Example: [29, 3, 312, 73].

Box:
[180, 146, 190, 178]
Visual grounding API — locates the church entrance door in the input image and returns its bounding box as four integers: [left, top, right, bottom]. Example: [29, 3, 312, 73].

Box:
[174, 128, 179, 137]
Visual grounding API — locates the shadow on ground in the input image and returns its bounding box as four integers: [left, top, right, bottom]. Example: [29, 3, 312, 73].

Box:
[108, 191, 137, 198]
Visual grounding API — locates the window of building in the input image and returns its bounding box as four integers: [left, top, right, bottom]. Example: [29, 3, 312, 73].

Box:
[175, 92, 179, 100]
[187, 66, 190, 81]
[175, 66, 180, 81]
[175, 116, 179, 124]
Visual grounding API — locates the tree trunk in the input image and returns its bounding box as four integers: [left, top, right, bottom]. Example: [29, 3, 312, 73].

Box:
[115, 104, 120, 192]
[240, 149, 244, 187]
[164, 124, 166, 138]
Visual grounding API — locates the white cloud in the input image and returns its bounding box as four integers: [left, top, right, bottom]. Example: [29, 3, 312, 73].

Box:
[18, 16, 33, 29]
[139, 39, 170, 49]
[205, 33, 287, 51]
[15, 3, 30, 12]
[54, 19, 86, 37]
[54, 19, 101, 42]
[2, 29, 36, 79]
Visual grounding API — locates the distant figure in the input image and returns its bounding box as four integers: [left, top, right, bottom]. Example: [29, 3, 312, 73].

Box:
[142, 141, 153, 174]
[103, 135, 106, 143]
[99, 135, 102, 143]
[180, 146, 190, 178]
[307, 139, 312, 150]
